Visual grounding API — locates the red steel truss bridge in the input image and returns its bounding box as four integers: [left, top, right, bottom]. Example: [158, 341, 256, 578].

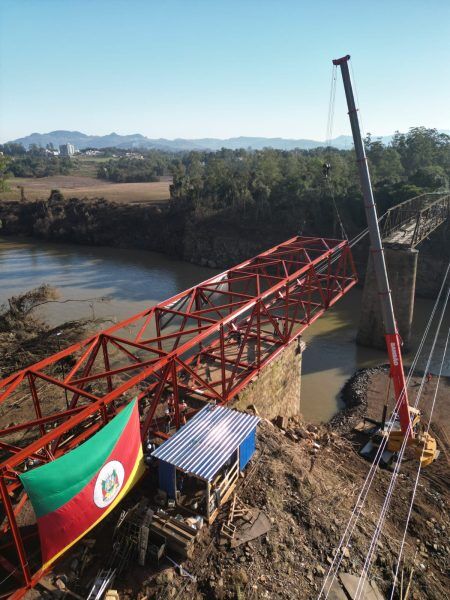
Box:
[0, 236, 357, 597]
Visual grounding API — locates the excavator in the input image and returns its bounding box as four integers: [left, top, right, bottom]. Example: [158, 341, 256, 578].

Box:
[333, 55, 437, 467]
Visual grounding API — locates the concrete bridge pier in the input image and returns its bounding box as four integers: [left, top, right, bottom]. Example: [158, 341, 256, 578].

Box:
[357, 246, 419, 351]
[232, 339, 304, 420]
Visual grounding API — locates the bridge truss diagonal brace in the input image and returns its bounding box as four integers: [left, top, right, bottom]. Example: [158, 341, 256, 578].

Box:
[381, 192, 450, 248]
[0, 235, 357, 597]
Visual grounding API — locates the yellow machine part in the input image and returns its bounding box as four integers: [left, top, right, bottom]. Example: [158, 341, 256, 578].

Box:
[387, 430, 437, 467]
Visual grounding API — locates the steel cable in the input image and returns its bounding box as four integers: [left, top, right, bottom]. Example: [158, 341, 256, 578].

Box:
[389, 327, 449, 599]
[353, 279, 450, 599]
[319, 261, 450, 599]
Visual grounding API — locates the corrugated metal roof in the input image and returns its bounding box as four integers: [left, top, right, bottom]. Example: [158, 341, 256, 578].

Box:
[151, 404, 259, 481]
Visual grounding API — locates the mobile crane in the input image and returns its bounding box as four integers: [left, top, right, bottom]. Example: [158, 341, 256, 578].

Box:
[333, 55, 437, 467]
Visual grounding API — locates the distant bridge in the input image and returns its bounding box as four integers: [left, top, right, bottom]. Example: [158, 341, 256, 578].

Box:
[381, 192, 450, 248]
[358, 192, 450, 350]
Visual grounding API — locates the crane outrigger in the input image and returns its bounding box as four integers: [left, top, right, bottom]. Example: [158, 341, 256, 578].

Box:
[333, 55, 437, 467]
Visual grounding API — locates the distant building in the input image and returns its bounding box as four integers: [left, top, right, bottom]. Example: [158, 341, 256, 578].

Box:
[59, 143, 76, 157]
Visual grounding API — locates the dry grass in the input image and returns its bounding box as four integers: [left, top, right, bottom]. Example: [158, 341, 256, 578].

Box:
[0, 176, 171, 205]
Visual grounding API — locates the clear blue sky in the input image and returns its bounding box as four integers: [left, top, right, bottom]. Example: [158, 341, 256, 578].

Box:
[0, 0, 449, 142]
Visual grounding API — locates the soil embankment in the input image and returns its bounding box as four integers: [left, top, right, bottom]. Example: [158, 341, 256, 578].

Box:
[0, 196, 185, 256]
[147, 369, 448, 599]
[337, 366, 450, 439]
[25, 416, 447, 600]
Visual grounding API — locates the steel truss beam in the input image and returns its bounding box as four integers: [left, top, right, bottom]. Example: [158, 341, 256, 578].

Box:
[0, 236, 357, 596]
[381, 192, 449, 248]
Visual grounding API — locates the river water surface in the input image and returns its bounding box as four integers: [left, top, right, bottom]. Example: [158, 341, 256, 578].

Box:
[1, 237, 448, 422]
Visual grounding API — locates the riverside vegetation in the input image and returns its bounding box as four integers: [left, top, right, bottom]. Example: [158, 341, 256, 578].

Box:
[0, 127, 449, 275]
[0, 129, 449, 598]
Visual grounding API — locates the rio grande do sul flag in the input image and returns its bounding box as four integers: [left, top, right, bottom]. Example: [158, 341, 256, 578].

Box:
[20, 399, 144, 568]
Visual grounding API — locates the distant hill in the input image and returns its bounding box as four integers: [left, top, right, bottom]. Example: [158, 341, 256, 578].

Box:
[8, 129, 449, 152]
[10, 130, 352, 151]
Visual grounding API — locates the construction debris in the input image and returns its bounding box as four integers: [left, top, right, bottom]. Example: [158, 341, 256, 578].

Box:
[230, 509, 271, 548]
[166, 556, 197, 581]
[7, 374, 447, 600]
[338, 572, 385, 600]
[220, 493, 253, 543]
[150, 510, 198, 558]
[86, 569, 116, 600]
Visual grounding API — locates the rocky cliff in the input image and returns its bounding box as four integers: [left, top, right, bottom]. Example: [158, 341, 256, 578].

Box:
[0, 195, 447, 298]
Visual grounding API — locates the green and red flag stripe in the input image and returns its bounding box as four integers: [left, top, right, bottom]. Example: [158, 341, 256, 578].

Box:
[20, 399, 144, 568]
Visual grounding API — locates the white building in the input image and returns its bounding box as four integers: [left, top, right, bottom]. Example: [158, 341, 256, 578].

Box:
[59, 143, 76, 157]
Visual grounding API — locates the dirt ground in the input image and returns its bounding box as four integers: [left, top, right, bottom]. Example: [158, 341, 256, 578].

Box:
[18, 369, 447, 600]
[2, 342, 448, 599]
[0, 176, 171, 204]
[364, 369, 450, 444]
[143, 402, 448, 600]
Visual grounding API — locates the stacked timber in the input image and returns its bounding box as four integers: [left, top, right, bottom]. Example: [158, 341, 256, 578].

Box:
[150, 511, 197, 558]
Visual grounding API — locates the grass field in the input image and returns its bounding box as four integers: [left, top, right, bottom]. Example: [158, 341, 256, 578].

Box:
[0, 175, 171, 204]
[73, 155, 111, 177]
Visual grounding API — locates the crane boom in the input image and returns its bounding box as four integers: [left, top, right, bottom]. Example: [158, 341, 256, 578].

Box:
[332, 55, 412, 439]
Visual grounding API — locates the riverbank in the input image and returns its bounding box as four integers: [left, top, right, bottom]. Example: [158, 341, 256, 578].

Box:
[0, 195, 448, 298]
[335, 366, 450, 438]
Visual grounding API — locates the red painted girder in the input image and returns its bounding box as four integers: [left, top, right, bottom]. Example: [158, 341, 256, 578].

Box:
[0, 236, 358, 597]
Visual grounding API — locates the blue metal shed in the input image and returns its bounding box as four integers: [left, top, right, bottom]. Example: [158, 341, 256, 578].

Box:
[151, 404, 259, 520]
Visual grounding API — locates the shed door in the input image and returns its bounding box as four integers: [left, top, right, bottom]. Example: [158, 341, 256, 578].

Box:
[239, 427, 256, 470]
[158, 460, 176, 498]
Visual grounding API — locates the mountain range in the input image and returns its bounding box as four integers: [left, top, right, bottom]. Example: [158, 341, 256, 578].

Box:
[7, 130, 368, 151]
[8, 129, 449, 152]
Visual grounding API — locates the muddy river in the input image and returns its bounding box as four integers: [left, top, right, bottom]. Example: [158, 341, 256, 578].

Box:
[1, 237, 448, 422]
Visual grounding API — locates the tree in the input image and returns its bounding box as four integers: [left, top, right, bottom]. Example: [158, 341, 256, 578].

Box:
[411, 166, 448, 189]
[392, 127, 450, 176]
[0, 154, 10, 191]
[0, 143, 26, 156]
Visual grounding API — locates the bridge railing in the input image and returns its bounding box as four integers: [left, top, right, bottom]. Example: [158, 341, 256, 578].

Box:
[410, 193, 450, 247]
[381, 192, 450, 247]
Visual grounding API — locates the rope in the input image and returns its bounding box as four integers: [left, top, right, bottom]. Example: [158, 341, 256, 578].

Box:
[319, 261, 450, 599]
[389, 327, 449, 599]
[330, 263, 449, 598]
[0, 547, 41, 588]
[325, 65, 337, 147]
[323, 64, 347, 240]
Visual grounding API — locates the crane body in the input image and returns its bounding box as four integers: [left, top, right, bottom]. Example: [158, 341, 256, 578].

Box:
[333, 54, 437, 466]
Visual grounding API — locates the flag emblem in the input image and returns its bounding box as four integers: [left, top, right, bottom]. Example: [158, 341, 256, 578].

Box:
[94, 460, 124, 507]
